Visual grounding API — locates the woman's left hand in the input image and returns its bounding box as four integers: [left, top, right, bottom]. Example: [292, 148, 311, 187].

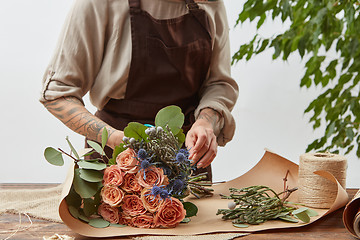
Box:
[185, 108, 221, 168]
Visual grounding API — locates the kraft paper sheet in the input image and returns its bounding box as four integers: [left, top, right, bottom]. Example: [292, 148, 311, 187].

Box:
[343, 189, 360, 238]
[59, 150, 349, 237]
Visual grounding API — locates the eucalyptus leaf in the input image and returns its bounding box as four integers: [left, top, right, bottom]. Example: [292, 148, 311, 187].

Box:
[77, 161, 107, 170]
[88, 218, 110, 228]
[183, 201, 198, 218]
[87, 140, 104, 156]
[110, 223, 127, 228]
[112, 144, 126, 161]
[73, 169, 102, 198]
[79, 169, 103, 182]
[124, 122, 148, 141]
[44, 147, 64, 166]
[78, 148, 94, 157]
[180, 217, 191, 223]
[79, 214, 90, 223]
[155, 105, 184, 135]
[66, 136, 80, 160]
[68, 205, 80, 219]
[233, 223, 249, 228]
[83, 198, 97, 217]
[175, 129, 185, 147]
[65, 187, 82, 209]
[101, 128, 108, 149]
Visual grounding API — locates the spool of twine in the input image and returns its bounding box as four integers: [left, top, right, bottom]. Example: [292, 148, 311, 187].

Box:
[298, 152, 347, 208]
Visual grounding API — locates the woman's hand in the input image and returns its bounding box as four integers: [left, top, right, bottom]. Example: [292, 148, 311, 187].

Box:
[185, 108, 221, 168]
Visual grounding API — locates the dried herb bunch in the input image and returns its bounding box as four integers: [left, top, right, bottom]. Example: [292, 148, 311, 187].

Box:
[217, 186, 297, 225]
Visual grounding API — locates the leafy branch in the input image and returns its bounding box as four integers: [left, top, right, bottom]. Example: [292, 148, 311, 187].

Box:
[233, 0, 360, 156]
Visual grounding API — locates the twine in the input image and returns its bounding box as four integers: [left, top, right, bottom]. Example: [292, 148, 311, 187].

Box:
[0, 212, 33, 240]
[298, 152, 347, 208]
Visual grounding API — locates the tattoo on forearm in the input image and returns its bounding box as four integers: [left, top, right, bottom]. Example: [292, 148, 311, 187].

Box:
[198, 109, 220, 130]
[44, 97, 115, 142]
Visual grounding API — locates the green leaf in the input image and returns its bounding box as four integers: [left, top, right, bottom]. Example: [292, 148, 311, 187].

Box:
[79, 169, 103, 182]
[87, 140, 104, 156]
[78, 148, 94, 157]
[183, 201, 198, 218]
[279, 215, 299, 223]
[88, 218, 110, 228]
[233, 223, 249, 228]
[292, 207, 311, 223]
[109, 223, 127, 228]
[73, 168, 102, 198]
[78, 214, 90, 223]
[181, 217, 191, 223]
[101, 128, 108, 149]
[111, 144, 126, 162]
[66, 136, 80, 160]
[44, 147, 64, 166]
[65, 187, 82, 209]
[155, 105, 184, 135]
[175, 129, 185, 147]
[77, 161, 107, 170]
[304, 208, 318, 217]
[83, 198, 97, 217]
[124, 122, 148, 141]
[68, 205, 80, 219]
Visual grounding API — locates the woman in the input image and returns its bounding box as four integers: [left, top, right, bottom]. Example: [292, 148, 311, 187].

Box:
[40, 0, 238, 181]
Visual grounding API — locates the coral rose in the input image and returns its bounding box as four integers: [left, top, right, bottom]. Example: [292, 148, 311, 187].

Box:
[118, 212, 134, 227]
[154, 197, 186, 228]
[101, 185, 125, 207]
[97, 202, 120, 224]
[140, 188, 162, 213]
[136, 166, 168, 188]
[122, 195, 147, 216]
[132, 214, 156, 228]
[116, 148, 139, 173]
[122, 173, 143, 193]
[103, 165, 124, 186]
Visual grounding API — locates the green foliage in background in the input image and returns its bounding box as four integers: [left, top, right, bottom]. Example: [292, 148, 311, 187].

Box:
[233, 0, 360, 157]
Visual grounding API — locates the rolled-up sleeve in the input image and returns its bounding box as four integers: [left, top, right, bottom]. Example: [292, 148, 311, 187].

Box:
[40, 0, 108, 104]
[195, 2, 239, 146]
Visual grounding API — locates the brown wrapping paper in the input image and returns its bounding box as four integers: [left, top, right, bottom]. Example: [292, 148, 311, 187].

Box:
[343, 190, 360, 239]
[59, 150, 350, 237]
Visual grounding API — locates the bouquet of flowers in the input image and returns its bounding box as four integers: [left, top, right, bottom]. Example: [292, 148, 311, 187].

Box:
[45, 106, 213, 228]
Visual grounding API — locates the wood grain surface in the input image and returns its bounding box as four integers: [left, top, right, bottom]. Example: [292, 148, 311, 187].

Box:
[0, 184, 358, 240]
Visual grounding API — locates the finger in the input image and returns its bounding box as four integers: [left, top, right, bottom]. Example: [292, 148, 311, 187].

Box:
[190, 133, 210, 164]
[185, 133, 197, 158]
[197, 137, 217, 168]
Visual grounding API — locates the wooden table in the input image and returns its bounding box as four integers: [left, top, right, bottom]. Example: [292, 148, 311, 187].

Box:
[0, 184, 358, 240]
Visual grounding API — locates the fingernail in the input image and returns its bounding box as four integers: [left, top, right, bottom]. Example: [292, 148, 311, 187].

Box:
[197, 163, 202, 168]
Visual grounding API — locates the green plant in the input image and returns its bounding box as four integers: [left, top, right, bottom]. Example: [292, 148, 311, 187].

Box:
[233, 0, 360, 156]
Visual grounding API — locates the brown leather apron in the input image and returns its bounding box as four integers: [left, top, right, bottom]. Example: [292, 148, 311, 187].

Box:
[94, 0, 213, 180]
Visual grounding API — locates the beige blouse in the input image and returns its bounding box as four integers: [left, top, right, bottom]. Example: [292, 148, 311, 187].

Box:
[40, 0, 239, 146]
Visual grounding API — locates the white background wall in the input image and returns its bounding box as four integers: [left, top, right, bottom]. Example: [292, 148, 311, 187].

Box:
[0, 0, 359, 187]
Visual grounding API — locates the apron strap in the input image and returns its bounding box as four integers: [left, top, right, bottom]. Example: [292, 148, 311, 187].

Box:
[185, 0, 199, 10]
[128, 0, 140, 9]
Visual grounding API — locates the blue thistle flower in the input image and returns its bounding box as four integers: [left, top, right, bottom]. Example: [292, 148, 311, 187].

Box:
[175, 152, 186, 163]
[141, 159, 152, 169]
[137, 148, 147, 160]
[178, 148, 190, 158]
[150, 185, 163, 196]
[159, 189, 171, 201]
[161, 167, 172, 176]
[169, 179, 186, 195]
